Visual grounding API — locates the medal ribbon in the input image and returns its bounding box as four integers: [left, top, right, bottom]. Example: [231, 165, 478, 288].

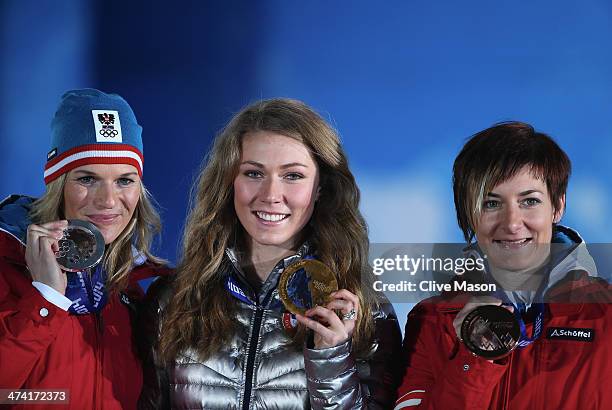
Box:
[225, 254, 322, 333]
[65, 264, 108, 315]
[494, 288, 545, 349]
[225, 254, 316, 310]
[225, 275, 255, 305]
[514, 302, 544, 348]
[467, 242, 547, 349]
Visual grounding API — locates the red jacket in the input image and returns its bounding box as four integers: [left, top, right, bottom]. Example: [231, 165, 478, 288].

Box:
[0, 229, 171, 410]
[395, 271, 611, 410]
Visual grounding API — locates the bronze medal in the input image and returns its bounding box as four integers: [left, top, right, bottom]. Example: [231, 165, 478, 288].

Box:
[278, 259, 338, 315]
[460, 305, 521, 360]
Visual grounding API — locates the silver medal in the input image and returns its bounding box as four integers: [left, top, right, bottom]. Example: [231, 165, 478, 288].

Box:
[55, 220, 104, 272]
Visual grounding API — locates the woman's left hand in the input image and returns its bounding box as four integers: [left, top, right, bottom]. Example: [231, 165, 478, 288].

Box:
[295, 289, 360, 349]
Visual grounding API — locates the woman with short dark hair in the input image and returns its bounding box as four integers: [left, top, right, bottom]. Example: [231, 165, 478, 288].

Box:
[395, 122, 610, 410]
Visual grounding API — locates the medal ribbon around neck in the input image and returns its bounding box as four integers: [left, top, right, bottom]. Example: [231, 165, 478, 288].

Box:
[493, 289, 545, 349]
[514, 301, 545, 348]
[224, 254, 339, 335]
[65, 264, 109, 315]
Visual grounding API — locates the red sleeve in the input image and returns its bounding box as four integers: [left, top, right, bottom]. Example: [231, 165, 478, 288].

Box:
[395, 303, 508, 410]
[0, 260, 69, 388]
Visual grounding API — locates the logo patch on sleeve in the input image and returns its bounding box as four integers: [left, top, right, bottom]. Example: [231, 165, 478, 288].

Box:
[546, 327, 594, 342]
[92, 110, 122, 142]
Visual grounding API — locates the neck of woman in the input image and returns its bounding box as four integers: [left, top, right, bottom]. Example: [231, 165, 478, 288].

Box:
[489, 261, 548, 292]
[246, 241, 296, 284]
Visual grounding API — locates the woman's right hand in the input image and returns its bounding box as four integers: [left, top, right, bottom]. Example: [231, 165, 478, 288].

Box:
[452, 295, 507, 341]
[25, 220, 69, 295]
[452, 295, 514, 363]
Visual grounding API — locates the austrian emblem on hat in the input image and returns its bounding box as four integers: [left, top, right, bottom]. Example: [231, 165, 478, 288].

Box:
[92, 110, 123, 143]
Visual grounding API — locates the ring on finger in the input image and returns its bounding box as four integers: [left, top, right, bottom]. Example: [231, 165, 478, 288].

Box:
[341, 308, 357, 321]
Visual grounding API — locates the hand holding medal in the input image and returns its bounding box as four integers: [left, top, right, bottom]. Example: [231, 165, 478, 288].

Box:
[453, 296, 519, 360]
[279, 259, 360, 349]
[453, 294, 543, 360]
[26, 219, 105, 295]
[55, 219, 104, 272]
[459, 304, 520, 360]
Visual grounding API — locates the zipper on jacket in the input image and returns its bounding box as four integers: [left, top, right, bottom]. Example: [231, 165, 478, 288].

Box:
[531, 313, 545, 409]
[501, 349, 514, 409]
[90, 313, 102, 410]
[241, 286, 276, 410]
[242, 305, 264, 410]
[84, 270, 104, 410]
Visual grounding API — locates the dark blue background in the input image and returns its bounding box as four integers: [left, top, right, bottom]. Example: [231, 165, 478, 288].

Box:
[2, 1, 611, 324]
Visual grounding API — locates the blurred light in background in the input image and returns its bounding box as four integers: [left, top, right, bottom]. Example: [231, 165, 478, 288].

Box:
[2, 0, 611, 332]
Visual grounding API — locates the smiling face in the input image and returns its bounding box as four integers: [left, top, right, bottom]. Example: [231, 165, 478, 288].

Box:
[233, 131, 320, 254]
[63, 164, 141, 244]
[475, 166, 564, 272]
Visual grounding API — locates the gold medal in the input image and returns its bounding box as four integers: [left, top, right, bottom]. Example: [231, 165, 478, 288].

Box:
[278, 259, 338, 315]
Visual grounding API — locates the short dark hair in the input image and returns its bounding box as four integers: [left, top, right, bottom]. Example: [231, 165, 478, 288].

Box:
[453, 121, 571, 242]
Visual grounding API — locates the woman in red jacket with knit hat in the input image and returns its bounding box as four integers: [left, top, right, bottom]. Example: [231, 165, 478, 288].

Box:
[396, 122, 610, 410]
[0, 89, 169, 409]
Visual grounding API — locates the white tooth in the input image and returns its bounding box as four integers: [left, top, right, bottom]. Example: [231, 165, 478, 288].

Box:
[256, 211, 287, 222]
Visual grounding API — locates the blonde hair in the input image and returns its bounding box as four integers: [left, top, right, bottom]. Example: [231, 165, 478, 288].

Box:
[29, 173, 165, 292]
[159, 98, 375, 362]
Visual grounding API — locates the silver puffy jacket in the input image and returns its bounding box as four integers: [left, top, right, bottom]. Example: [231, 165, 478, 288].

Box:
[138, 247, 402, 409]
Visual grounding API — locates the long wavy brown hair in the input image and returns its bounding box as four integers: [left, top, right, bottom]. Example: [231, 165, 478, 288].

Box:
[159, 98, 375, 362]
[29, 174, 165, 293]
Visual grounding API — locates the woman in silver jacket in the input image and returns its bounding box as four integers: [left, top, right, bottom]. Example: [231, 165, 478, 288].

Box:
[138, 98, 402, 409]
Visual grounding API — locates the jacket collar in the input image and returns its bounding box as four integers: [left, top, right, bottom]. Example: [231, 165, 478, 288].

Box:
[224, 242, 312, 306]
[0, 194, 36, 246]
[461, 225, 598, 314]
[465, 225, 596, 287]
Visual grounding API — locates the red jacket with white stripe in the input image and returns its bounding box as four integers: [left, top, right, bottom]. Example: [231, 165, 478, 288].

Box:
[396, 240, 611, 409]
[0, 200, 171, 410]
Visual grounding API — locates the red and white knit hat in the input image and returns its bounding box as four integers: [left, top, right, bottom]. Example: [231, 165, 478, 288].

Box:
[44, 89, 144, 184]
